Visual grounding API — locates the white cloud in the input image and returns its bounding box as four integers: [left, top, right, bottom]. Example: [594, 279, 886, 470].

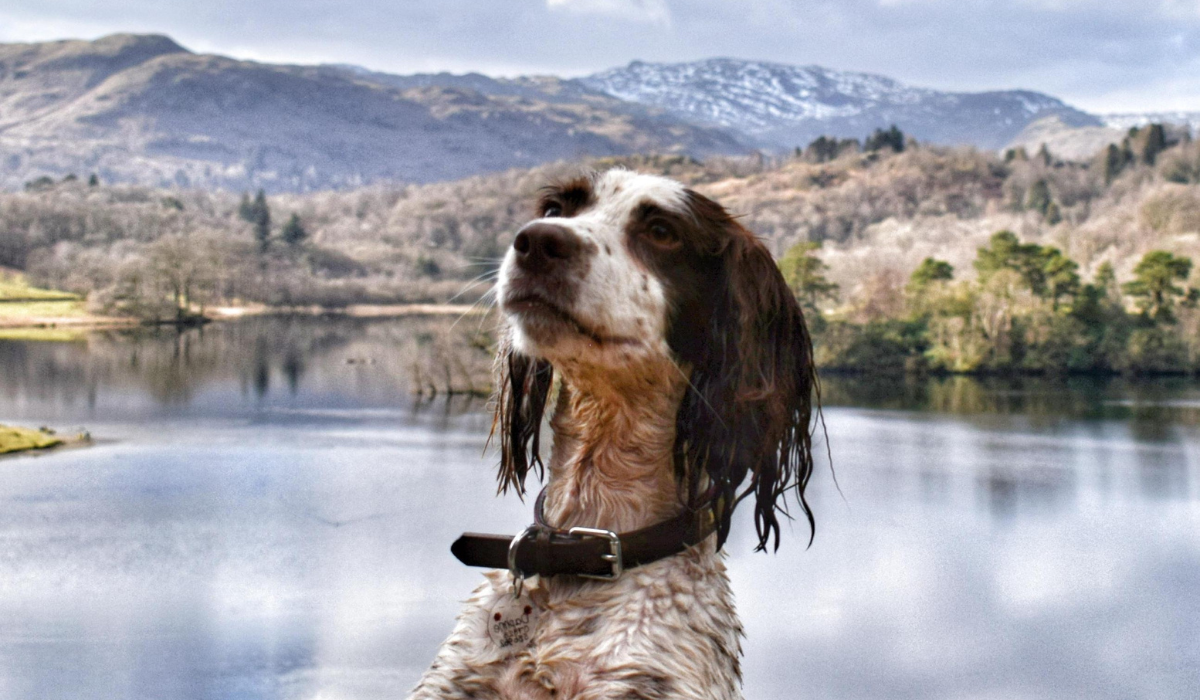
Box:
[546, 0, 671, 26]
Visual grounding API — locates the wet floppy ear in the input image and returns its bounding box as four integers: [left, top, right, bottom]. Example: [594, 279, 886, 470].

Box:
[679, 225, 818, 551]
[491, 331, 553, 496]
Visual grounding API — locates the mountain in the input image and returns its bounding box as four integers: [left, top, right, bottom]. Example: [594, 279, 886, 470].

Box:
[580, 58, 1103, 150]
[1, 35, 1121, 193]
[1004, 116, 1124, 162]
[1103, 112, 1200, 134]
[0, 35, 747, 192]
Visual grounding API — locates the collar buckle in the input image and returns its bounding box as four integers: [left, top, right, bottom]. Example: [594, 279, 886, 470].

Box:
[508, 524, 537, 597]
[568, 526, 623, 580]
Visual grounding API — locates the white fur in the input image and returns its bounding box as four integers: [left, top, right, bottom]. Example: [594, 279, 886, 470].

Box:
[498, 169, 687, 368]
[409, 170, 744, 700]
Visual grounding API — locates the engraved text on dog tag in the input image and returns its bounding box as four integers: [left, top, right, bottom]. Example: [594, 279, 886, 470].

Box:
[486, 595, 539, 652]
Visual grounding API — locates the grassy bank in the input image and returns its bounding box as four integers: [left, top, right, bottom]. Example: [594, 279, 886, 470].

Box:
[0, 270, 109, 338]
[0, 425, 63, 455]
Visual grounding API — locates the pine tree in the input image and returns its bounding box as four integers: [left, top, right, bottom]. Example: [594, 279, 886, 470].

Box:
[1037, 143, 1053, 166]
[804, 136, 840, 163]
[1141, 123, 1167, 165]
[238, 193, 255, 222]
[1040, 247, 1080, 309]
[778, 240, 839, 319]
[975, 230, 1048, 295]
[251, 189, 271, 253]
[908, 258, 954, 291]
[1045, 201, 1062, 225]
[281, 213, 307, 246]
[1101, 143, 1125, 185]
[1122, 251, 1193, 322]
[1025, 179, 1052, 216]
[864, 125, 905, 153]
[88, 173, 99, 187]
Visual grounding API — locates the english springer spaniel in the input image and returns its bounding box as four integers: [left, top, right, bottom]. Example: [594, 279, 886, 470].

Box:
[409, 169, 818, 700]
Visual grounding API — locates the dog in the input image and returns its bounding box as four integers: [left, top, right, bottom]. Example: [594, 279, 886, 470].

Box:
[408, 169, 818, 700]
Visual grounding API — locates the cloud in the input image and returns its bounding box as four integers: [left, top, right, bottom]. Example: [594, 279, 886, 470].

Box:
[1, 0, 1198, 111]
[546, 0, 671, 26]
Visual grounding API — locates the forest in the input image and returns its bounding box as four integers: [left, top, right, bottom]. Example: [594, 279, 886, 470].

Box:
[3, 123, 1200, 374]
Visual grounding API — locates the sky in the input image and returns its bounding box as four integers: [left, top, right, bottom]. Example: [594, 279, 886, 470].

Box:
[2, 0, 1199, 113]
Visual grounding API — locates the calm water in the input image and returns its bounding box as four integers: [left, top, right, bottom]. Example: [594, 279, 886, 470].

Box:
[0, 317, 1197, 700]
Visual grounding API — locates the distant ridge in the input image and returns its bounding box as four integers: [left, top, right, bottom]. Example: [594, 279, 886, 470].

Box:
[580, 58, 1102, 150]
[0, 34, 1129, 192]
[1103, 111, 1200, 134]
[0, 34, 747, 192]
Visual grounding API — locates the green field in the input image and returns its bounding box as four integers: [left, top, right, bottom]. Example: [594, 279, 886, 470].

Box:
[0, 272, 88, 323]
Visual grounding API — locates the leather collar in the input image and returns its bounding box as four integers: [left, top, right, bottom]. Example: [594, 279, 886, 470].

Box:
[451, 489, 715, 580]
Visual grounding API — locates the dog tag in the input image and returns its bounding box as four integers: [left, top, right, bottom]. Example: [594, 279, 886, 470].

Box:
[486, 594, 539, 652]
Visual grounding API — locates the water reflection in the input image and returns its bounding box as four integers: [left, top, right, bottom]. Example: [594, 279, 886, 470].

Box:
[0, 321, 1198, 699]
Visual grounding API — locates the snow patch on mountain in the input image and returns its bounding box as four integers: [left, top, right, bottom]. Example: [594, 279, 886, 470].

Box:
[581, 58, 1101, 150]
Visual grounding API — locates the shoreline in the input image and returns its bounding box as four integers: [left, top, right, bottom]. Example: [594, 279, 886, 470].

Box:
[0, 302, 489, 334]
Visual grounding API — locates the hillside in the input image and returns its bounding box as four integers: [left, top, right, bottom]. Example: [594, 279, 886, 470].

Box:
[4, 123, 1197, 317]
[0, 34, 747, 192]
[580, 58, 1102, 150]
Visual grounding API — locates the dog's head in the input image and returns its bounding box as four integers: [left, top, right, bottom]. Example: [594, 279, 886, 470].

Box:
[493, 169, 818, 551]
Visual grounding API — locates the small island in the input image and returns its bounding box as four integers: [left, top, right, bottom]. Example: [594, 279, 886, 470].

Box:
[0, 425, 90, 456]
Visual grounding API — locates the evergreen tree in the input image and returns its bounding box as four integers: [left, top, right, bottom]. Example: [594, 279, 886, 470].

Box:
[251, 189, 271, 253]
[975, 230, 1048, 295]
[238, 193, 255, 222]
[1045, 201, 1062, 225]
[88, 173, 99, 187]
[1025, 179, 1053, 217]
[281, 213, 308, 246]
[864, 125, 905, 153]
[1094, 261, 1118, 296]
[1037, 143, 1053, 166]
[1101, 143, 1126, 185]
[908, 258, 954, 291]
[1040, 247, 1080, 310]
[1122, 251, 1193, 322]
[804, 136, 841, 163]
[1141, 123, 1167, 165]
[778, 240, 839, 319]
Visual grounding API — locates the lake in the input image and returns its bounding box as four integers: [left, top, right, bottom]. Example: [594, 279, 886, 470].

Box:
[0, 317, 1197, 700]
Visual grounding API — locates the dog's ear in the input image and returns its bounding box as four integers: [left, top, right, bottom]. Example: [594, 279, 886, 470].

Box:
[491, 331, 554, 497]
[677, 211, 819, 552]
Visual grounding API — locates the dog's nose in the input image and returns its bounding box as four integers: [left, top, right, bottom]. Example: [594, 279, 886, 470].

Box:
[513, 223, 582, 274]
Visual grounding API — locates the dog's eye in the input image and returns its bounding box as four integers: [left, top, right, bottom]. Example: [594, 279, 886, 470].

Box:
[646, 222, 680, 249]
[543, 204, 563, 218]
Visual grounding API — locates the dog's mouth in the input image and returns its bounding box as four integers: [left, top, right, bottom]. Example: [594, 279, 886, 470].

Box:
[502, 293, 639, 348]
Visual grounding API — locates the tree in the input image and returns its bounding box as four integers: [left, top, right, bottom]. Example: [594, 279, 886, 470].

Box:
[143, 233, 221, 323]
[281, 213, 308, 246]
[778, 240, 839, 319]
[1046, 201, 1063, 225]
[804, 136, 840, 163]
[1025, 179, 1053, 217]
[908, 258, 954, 291]
[87, 173, 100, 187]
[975, 231, 1046, 294]
[238, 193, 255, 222]
[1122, 250, 1193, 322]
[975, 231, 1082, 307]
[1101, 143, 1127, 184]
[1039, 247, 1080, 310]
[1004, 147, 1029, 163]
[1141, 123, 1167, 165]
[1037, 143, 1053, 166]
[250, 189, 271, 253]
[865, 125, 905, 153]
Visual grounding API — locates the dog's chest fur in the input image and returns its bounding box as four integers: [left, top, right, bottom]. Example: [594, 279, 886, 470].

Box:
[410, 542, 743, 700]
